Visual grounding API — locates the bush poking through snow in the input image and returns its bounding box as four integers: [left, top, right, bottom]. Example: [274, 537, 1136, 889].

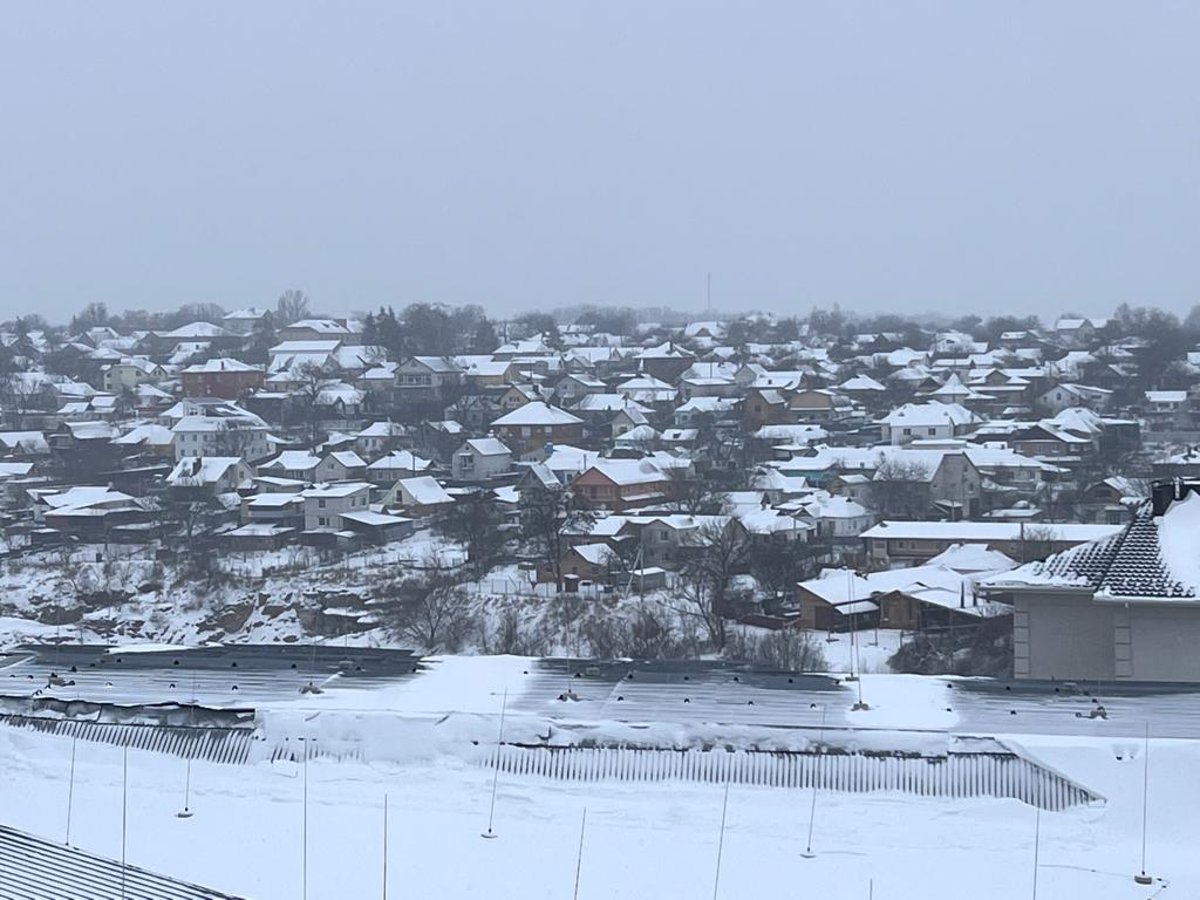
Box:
[725, 628, 828, 672]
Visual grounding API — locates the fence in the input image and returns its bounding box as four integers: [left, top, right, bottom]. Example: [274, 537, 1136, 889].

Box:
[482, 743, 1103, 811]
[0, 714, 254, 765]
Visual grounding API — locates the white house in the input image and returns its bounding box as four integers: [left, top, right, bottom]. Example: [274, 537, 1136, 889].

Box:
[879, 402, 979, 445]
[386, 476, 455, 515]
[171, 415, 271, 462]
[166, 456, 254, 497]
[315, 450, 367, 483]
[366, 450, 433, 484]
[301, 482, 373, 530]
[452, 437, 513, 482]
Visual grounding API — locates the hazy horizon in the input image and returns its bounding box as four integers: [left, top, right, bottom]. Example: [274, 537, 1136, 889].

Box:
[1, 2, 1196, 323]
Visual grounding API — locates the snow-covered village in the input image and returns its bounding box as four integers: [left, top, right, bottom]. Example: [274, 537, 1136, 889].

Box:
[0, 300, 1197, 897]
[2, 3, 1198, 898]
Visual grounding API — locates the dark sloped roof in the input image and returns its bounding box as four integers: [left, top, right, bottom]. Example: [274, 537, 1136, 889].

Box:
[998, 501, 1195, 598]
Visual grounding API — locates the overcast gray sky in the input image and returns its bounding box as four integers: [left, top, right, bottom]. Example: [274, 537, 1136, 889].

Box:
[1, 2, 1196, 323]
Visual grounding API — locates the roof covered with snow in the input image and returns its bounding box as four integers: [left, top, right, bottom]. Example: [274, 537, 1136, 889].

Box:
[988, 495, 1200, 600]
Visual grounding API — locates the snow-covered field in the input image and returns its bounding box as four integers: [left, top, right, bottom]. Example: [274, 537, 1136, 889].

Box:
[0, 656, 1195, 899]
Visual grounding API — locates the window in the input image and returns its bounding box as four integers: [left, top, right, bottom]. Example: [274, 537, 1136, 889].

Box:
[927, 428, 936, 435]
[318, 499, 326, 509]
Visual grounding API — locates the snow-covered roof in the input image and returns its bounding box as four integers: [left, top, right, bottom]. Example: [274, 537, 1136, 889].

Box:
[863, 521, 1120, 543]
[368, 450, 432, 472]
[159, 321, 229, 339]
[492, 402, 583, 427]
[167, 456, 245, 485]
[463, 437, 511, 457]
[926, 543, 1017, 575]
[395, 476, 454, 506]
[301, 481, 372, 499]
[578, 459, 668, 487]
[882, 402, 979, 429]
[113, 424, 175, 446]
[324, 450, 366, 468]
[182, 358, 263, 374]
[987, 493, 1200, 601]
[262, 450, 321, 471]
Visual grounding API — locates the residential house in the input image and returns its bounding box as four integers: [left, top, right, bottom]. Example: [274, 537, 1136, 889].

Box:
[395, 357, 465, 399]
[982, 481, 1200, 682]
[1035, 383, 1113, 416]
[278, 318, 359, 345]
[355, 421, 411, 459]
[315, 451, 368, 483]
[880, 403, 979, 445]
[259, 450, 322, 482]
[569, 459, 673, 511]
[491, 402, 584, 453]
[451, 437, 513, 483]
[301, 482, 373, 530]
[181, 358, 265, 399]
[102, 358, 167, 394]
[861, 520, 1121, 568]
[385, 475, 455, 516]
[172, 415, 271, 463]
[221, 307, 270, 334]
[166, 456, 254, 498]
[794, 572, 878, 632]
[1053, 318, 1096, 349]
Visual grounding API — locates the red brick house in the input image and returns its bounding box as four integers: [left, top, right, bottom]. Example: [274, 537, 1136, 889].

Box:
[181, 358, 266, 399]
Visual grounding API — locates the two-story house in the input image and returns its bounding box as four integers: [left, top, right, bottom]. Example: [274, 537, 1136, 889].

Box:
[181, 358, 266, 399]
[491, 402, 584, 454]
[301, 482, 373, 530]
[451, 437, 514, 483]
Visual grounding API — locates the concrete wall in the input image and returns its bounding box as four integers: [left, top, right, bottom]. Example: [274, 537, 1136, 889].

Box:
[1015, 592, 1200, 683]
[1126, 605, 1200, 681]
[1014, 592, 1115, 680]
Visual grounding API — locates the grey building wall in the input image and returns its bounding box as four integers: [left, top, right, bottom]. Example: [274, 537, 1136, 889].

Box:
[1014, 592, 1115, 680]
[1014, 591, 1200, 683]
[1125, 605, 1200, 681]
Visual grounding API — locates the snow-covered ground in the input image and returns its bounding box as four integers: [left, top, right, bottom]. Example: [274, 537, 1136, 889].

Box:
[0, 655, 1195, 899]
[0, 727, 1192, 899]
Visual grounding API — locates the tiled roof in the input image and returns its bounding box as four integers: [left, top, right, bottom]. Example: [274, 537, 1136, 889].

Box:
[998, 501, 1196, 598]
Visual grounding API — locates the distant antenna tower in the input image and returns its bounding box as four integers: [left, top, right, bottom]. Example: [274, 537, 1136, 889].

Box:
[706, 272, 712, 315]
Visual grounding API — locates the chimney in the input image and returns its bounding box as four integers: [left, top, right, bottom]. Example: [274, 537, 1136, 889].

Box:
[1151, 478, 1200, 517]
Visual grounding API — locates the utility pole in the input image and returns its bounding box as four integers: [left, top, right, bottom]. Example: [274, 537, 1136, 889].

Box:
[482, 688, 508, 838]
[1134, 722, 1153, 885]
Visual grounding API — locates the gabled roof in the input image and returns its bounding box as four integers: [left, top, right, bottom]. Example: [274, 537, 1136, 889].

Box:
[182, 358, 263, 374]
[394, 475, 453, 506]
[492, 401, 583, 427]
[262, 450, 321, 471]
[324, 450, 366, 468]
[167, 456, 246, 486]
[368, 450, 432, 472]
[463, 437, 511, 457]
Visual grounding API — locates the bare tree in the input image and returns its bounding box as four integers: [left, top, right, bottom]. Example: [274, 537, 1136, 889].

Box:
[436, 489, 505, 574]
[673, 519, 751, 650]
[725, 627, 827, 672]
[381, 567, 474, 652]
[519, 488, 596, 591]
[287, 361, 330, 449]
[663, 465, 727, 515]
[0, 373, 56, 429]
[275, 289, 311, 326]
[867, 456, 933, 519]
